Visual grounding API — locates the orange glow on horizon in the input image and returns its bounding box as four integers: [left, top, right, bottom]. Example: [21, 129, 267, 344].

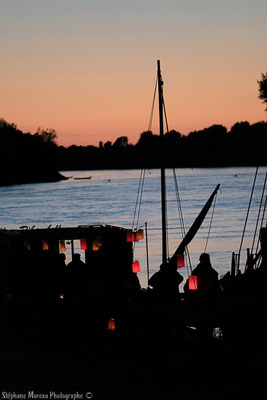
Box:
[1, 1, 266, 148]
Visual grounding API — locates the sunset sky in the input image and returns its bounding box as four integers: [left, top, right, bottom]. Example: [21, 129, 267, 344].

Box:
[1, 0, 266, 147]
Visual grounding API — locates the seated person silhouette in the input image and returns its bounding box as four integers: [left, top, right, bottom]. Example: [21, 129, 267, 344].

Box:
[66, 253, 87, 297]
[149, 261, 183, 299]
[184, 253, 218, 294]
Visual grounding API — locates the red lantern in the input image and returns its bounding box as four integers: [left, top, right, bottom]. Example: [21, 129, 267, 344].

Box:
[108, 318, 116, 331]
[189, 275, 198, 290]
[132, 260, 140, 273]
[177, 254, 185, 268]
[80, 239, 87, 250]
[60, 240, 66, 252]
[126, 231, 138, 242]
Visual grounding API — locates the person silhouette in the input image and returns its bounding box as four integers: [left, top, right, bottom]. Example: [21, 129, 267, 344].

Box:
[66, 253, 87, 297]
[184, 253, 218, 294]
[149, 261, 183, 299]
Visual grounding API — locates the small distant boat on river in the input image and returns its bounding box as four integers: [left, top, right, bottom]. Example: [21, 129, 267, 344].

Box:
[74, 176, 92, 180]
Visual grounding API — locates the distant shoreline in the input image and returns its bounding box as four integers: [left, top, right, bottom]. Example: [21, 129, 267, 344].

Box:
[0, 171, 68, 187]
[0, 119, 266, 186]
[1, 164, 266, 187]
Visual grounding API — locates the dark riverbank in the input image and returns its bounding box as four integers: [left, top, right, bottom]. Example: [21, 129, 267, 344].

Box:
[1, 118, 266, 186]
[0, 170, 68, 187]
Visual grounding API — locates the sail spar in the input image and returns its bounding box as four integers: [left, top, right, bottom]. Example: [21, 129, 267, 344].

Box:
[169, 184, 220, 265]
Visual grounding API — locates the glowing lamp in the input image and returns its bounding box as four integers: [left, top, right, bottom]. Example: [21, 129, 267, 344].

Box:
[108, 318, 116, 331]
[42, 240, 49, 250]
[127, 230, 143, 242]
[24, 241, 31, 251]
[126, 231, 136, 242]
[132, 260, 140, 273]
[137, 229, 144, 240]
[189, 275, 198, 290]
[177, 254, 185, 268]
[92, 238, 102, 251]
[80, 239, 87, 250]
[60, 240, 66, 252]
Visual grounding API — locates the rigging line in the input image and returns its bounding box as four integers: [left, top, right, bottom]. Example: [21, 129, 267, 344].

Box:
[204, 192, 218, 253]
[172, 167, 192, 275]
[132, 170, 146, 254]
[160, 86, 171, 260]
[172, 169, 186, 237]
[238, 166, 259, 259]
[132, 77, 157, 236]
[164, 91, 194, 274]
[148, 77, 158, 131]
[252, 170, 267, 253]
[255, 193, 267, 255]
[135, 169, 146, 230]
[145, 222, 150, 285]
[132, 169, 145, 231]
[162, 97, 169, 134]
[132, 77, 157, 241]
[264, 197, 267, 228]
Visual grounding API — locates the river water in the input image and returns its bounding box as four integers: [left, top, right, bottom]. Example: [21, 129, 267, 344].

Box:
[0, 167, 266, 288]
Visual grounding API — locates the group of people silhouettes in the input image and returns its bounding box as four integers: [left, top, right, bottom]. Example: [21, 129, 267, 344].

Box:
[55, 252, 142, 302]
[149, 252, 219, 297]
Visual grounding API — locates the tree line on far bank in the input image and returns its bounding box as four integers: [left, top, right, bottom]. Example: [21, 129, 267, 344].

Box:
[0, 118, 266, 186]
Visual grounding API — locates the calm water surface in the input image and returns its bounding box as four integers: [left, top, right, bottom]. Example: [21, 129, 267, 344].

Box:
[1, 167, 266, 287]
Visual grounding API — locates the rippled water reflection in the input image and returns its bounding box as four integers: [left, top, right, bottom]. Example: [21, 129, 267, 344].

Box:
[0, 167, 266, 287]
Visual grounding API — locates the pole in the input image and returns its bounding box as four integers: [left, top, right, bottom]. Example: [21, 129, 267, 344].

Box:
[145, 222, 150, 285]
[157, 60, 167, 264]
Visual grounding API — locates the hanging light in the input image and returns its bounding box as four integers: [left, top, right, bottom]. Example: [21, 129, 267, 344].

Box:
[132, 260, 141, 273]
[42, 240, 49, 250]
[126, 231, 134, 242]
[137, 229, 144, 240]
[108, 317, 116, 331]
[24, 240, 31, 251]
[80, 239, 87, 250]
[188, 275, 198, 290]
[177, 254, 185, 268]
[60, 240, 66, 252]
[126, 231, 139, 242]
[92, 237, 102, 251]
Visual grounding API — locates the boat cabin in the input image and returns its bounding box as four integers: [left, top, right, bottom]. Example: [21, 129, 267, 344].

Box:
[0, 225, 142, 301]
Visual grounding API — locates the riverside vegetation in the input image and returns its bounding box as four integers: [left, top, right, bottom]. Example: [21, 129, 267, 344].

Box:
[0, 118, 266, 186]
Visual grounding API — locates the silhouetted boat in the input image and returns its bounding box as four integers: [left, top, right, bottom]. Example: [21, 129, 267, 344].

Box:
[74, 176, 92, 180]
[0, 224, 145, 337]
[128, 61, 267, 342]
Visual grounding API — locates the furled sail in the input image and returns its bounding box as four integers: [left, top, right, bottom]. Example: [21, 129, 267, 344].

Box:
[170, 184, 220, 264]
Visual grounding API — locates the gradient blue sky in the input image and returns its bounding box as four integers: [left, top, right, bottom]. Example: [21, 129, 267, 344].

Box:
[1, 0, 266, 146]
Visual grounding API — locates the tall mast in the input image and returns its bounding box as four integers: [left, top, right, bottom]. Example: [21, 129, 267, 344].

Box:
[157, 60, 167, 264]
